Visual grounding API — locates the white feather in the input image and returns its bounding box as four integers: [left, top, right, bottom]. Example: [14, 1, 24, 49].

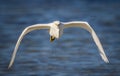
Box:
[62, 21, 109, 63]
[8, 21, 109, 69]
[8, 24, 50, 68]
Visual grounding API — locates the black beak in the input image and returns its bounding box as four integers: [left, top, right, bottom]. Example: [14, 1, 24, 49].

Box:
[50, 36, 55, 42]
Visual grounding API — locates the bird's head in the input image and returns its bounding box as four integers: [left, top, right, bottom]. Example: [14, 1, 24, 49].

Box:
[49, 21, 63, 42]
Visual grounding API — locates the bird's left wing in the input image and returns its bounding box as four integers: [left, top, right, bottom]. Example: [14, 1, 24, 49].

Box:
[62, 21, 109, 63]
[8, 24, 50, 69]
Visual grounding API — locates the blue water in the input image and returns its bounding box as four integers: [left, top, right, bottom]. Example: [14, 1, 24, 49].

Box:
[0, 0, 120, 76]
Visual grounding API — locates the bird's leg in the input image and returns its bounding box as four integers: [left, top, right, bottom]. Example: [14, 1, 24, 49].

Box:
[50, 36, 55, 42]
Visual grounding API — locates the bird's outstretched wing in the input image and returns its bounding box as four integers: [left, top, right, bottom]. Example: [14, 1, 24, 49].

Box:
[62, 21, 109, 63]
[8, 24, 50, 68]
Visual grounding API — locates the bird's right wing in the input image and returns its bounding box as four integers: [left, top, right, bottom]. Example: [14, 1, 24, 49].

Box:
[8, 24, 50, 69]
[62, 21, 109, 63]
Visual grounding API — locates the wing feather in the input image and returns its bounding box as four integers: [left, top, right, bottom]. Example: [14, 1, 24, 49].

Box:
[63, 21, 109, 63]
[8, 24, 50, 68]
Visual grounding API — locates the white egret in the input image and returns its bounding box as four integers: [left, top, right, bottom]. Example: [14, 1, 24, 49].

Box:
[8, 21, 109, 68]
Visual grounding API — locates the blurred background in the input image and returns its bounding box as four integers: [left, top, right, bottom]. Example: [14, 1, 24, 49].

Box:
[0, 0, 120, 76]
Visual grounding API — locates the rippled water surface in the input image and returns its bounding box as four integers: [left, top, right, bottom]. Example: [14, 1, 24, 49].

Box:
[0, 0, 120, 76]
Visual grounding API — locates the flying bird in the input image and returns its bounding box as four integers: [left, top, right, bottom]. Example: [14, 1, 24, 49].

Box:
[8, 21, 109, 68]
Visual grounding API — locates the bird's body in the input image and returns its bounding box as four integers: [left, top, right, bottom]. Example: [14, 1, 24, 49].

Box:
[8, 21, 109, 68]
